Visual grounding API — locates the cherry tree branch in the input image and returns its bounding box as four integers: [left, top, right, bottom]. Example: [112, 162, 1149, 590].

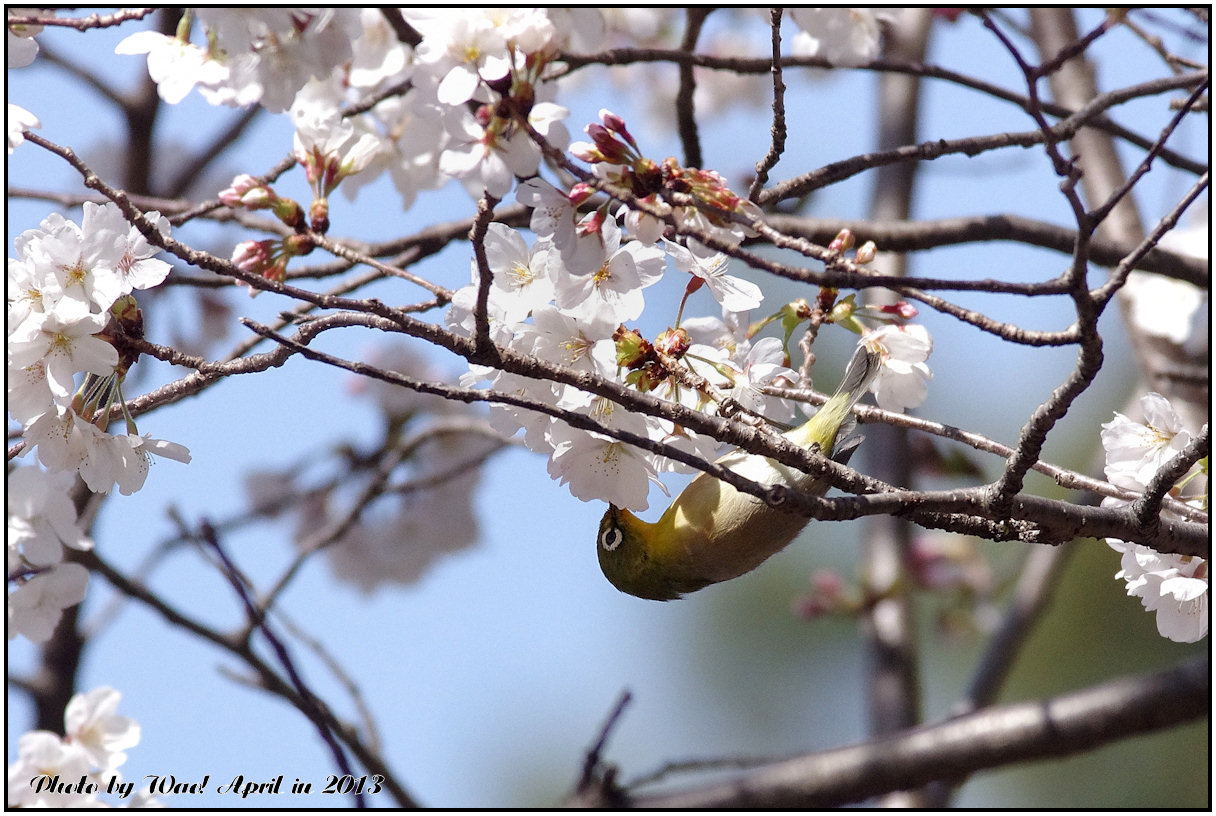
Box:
[556, 49, 1207, 176]
[759, 212, 1207, 286]
[9, 12, 1208, 812]
[674, 7, 712, 169]
[15, 128, 1207, 560]
[1133, 425, 1210, 530]
[74, 545, 422, 808]
[748, 8, 788, 200]
[235, 314, 1209, 557]
[569, 655, 1208, 808]
[6, 8, 156, 30]
[10, 183, 1203, 285]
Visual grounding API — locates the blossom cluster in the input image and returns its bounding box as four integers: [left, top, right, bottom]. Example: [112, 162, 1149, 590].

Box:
[99, 9, 895, 227]
[447, 148, 932, 511]
[184, 9, 575, 288]
[8, 203, 189, 485]
[1101, 393, 1208, 643]
[8, 9, 933, 588]
[156, 13, 934, 522]
[7, 201, 189, 641]
[114, 9, 365, 111]
[6, 687, 156, 808]
[118, 8, 575, 215]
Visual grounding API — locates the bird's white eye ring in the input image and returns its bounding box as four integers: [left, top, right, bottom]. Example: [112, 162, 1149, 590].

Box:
[600, 526, 624, 552]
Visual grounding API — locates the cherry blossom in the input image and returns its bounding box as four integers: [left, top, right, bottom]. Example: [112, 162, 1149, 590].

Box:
[546, 400, 665, 511]
[7, 687, 152, 807]
[482, 223, 557, 323]
[81, 203, 173, 291]
[439, 100, 569, 199]
[8, 200, 188, 513]
[193, 9, 362, 112]
[5, 731, 96, 807]
[325, 482, 481, 592]
[665, 238, 763, 313]
[7, 562, 89, 644]
[517, 177, 582, 250]
[8, 309, 118, 405]
[520, 304, 618, 377]
[1107, 540, 1208, 643]
[409, 11, 512, 106]
[291, 90, 381, 199]
[6, 7, 45, 68]
[1101, 392, 1194, 490]
[861, 324, 933, 412]
[339, 89, 447, 209]
[114, 29, 228, 105]
[705, 336, 798, 423]
[444, 279, 518, 348]
[1100, 392, 1207, 643]
[86, 432, 192, 497]
[1123, 212, 1208, 356]
[16, 205, 128, 314]
[346, 7, 412, 90]
[552, 218, 665, 323]
[7, 466, 93, 568]
[64, 687, 142, 770]
[7, 103, 40, 153]
[788, 8, 883, 67]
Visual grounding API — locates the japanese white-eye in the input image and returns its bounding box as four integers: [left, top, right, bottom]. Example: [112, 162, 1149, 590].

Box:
[597, 344, 881, 600]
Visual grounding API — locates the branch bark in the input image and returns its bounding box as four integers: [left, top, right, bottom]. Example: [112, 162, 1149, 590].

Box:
[572, 655, 1208, 808]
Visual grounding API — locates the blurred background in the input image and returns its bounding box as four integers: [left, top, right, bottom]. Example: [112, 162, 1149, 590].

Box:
[7, 8, 1207, 808]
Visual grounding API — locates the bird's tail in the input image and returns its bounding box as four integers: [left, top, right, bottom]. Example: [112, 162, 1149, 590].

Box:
[787, 343, 883, 454]
[834, 342, 883, 408]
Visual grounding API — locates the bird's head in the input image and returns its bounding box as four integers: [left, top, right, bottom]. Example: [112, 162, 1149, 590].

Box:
[596, 505, 706, 601]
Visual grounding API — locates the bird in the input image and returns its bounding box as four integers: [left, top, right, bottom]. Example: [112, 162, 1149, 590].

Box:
[596, 343, 881, 600]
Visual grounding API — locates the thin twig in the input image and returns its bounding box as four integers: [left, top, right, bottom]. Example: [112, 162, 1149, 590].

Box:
[239, 314, 1210, 556]
[7, 8, 156, 30]
[573, 689, 634, 805]
[77, 546, 421, 808]
[749, 8, 788, 200]
[194, 519, 366, 807]
[554, 50, 1208, 176]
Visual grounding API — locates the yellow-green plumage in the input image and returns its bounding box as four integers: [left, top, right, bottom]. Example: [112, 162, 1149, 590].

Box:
[597, 345, 881, 600]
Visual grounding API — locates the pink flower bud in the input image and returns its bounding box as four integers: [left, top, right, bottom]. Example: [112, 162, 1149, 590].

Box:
[231, 239, 274, 275]
[878, 301, 919, 319]
[854, 240, 877, 264]
[568, 182, 595, 205]
[219, 174, 275, 209]
[569, 141, 603, 164]
[585, 123, 629, 163]
[309, 198, 329, 235]
[598, 108, 637, 148]
[828, 228, 855, 252]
